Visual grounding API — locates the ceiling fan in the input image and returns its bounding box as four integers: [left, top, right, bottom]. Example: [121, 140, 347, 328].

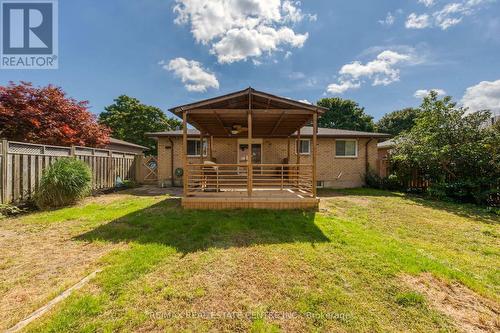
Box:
[228, 124, 248, 135]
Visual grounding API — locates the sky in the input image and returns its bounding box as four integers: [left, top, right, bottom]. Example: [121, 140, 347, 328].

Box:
[2, 0, 500, 121]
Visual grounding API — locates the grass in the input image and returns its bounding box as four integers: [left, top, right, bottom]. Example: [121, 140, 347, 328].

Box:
[1, 188, 498, 332]
[395, 292, 426, 307]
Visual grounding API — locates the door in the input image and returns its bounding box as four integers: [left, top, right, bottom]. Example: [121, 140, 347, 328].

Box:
[238, 144, 262, 164]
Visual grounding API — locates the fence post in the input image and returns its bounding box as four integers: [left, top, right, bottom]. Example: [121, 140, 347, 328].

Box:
[108, 150, 113, 188]
[1, 140, 8, 204]
[134, 154, 142, 184]
[70, 145, 76, 157]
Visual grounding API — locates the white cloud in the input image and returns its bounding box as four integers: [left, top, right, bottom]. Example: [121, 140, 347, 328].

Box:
[434, 2, 466, 29]
[406, 0, 491, 30]
[461, 79, 500, 116]
[418, 0, 435, 7]
[163, 57, 219, 92]
[288, 71, 305, 79]
[326, 50, 415, 94]
[299, 99, 312, 104]
[414, 89, 447, 98]
[379, 12, 395, 26]
[173, 0, 314, 64]
[327, 80, 361, 94]
[282, 0, 317, 22]
[211, 26, 307, 64]
[405, 13, 431, 29]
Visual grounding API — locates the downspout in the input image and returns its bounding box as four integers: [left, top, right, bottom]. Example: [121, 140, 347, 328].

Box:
[365, 138, 373, 176]
[168, 137, 175, 187]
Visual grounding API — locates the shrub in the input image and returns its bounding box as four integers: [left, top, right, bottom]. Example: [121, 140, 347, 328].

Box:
[365, 169, 382, 189]
[35, 158, 92, 209]
[365, 169, 402, 191]
[390, 92, 500, 207]
[427, 178, 499, 206]
[0, 203, 22, 218]
[0, 202, 35, 218]
[122, 180, 138, 189]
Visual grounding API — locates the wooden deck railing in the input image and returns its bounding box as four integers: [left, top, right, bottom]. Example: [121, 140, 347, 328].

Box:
[186, 163, 314, 197]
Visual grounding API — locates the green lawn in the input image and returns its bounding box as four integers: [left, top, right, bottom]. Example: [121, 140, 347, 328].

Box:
[2, 188, 498, 332]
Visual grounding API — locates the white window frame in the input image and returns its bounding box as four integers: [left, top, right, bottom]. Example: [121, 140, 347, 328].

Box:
[187, 138, 208, 157]
[297, 139, 311, 155]
[335, 139, 358, 158]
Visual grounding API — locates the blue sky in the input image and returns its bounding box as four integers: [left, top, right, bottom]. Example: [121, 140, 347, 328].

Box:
[2, 0, 500, 121]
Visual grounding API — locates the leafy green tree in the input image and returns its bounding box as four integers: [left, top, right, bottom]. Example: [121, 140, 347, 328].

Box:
[316, 98, 375, 132]
[391, 91, 500, 205]
[99, 95, 181, 153]
[376, 107, 421, 135]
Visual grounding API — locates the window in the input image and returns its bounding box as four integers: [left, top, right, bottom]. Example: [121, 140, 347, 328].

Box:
[335, 140, 357, 157]
[187, 139, 207, 156]
[298, 139, 311, 155]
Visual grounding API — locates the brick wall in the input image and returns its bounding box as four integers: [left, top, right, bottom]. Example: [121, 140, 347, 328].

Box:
[157, 137, 378, 188]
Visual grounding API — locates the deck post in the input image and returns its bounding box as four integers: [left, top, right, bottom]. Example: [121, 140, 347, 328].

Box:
[199, 131, 204, 165]
[247, 92, 253, 197]
[199, 131, 205, 190]
[287, 136, 291, 162]
[182, 111, 188, 196]
[312, 111, 318, 198]
[296, 128, 301, 188]
[287, 136, 291, 188]
[209, 136, 213, 161]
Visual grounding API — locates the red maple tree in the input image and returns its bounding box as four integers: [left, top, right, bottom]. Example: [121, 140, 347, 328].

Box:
[0, 81, 110, 147]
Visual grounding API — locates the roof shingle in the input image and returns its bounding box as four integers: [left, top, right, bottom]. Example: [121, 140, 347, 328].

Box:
[146, 127, 390, 138]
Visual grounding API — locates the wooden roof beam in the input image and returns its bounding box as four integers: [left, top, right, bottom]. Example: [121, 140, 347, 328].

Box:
[270, 112, 287, 135]
[213, 111, 231, 136]
[186, 114, 211, 135]
[185, 109, 314, 115]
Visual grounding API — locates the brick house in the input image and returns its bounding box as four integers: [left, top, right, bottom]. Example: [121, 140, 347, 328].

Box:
[148, 127, 388, 189]
[146, 88, 389, 209]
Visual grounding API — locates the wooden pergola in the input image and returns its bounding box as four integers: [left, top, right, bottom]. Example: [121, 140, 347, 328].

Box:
[169, 88, 326, 209]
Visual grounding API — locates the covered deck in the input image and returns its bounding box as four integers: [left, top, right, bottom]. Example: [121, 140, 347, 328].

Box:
[171, 88, 326, 209]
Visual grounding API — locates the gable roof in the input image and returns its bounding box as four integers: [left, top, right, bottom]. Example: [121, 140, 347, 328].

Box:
[377, 139, 396, 149]
[169, 87, 329, 114]
[167, 88, 331, 138]
[108, 138, 148, 150]
[146, 126, 390, 139]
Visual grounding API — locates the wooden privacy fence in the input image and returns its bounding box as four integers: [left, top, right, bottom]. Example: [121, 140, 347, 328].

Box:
[0, 140, 141, 204]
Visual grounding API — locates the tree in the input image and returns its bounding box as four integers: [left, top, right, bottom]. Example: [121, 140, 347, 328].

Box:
[391, 91, 500, 205]
[99, 95, 181, 153]
[0, 81, 110, 146]
[316, 98, 375, 132]
[376, 107, 421, 136]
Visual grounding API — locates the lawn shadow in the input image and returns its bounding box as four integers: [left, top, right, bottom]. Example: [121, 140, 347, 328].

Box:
[401, 196, 499, 225]
[117, 186, 183, 197]
[319, 187, 498, 225]
[318, 187, 401, 198]
[75, 197, 330, 254]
